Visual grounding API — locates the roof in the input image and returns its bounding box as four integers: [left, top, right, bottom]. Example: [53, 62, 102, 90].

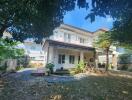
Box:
[60, 24, 109, 34]
[61, 24, 92, 34]
[45, 39, 95, 51]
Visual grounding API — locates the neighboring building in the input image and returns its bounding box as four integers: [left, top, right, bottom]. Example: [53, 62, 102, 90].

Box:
[24, 39, 44, 67]
[2, 31, 45, 67]
[43, 24, 117, 70]
[93, 29, 118, 68]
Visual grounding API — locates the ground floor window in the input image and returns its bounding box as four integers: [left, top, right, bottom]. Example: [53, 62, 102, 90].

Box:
[69, 55, 75, 64]
[78, 56, 80, 63]
[58, 54, 65, 64]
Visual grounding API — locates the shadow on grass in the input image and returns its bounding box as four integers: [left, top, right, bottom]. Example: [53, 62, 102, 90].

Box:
[42, 75, 132, 100]
[1, 69, 132, 100]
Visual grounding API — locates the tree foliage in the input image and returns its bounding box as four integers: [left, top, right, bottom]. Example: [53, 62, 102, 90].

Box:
[0, 0, 88, 42]
[0, 38, 24, 60]
[1, 0, 132, 44]
[94, 32, 112, 49]
[94, 32, 113, 71]
[87, 0, 132, 45]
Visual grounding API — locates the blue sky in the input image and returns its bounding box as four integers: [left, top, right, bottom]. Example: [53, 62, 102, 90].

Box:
[64, 4, 114, 32]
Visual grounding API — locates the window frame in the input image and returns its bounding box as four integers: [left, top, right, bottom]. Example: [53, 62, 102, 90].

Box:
[69, 55, 75, 64]
[58, 54, 65, 64]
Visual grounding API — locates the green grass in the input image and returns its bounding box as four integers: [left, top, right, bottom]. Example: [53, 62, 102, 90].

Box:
[1, 72, 132, 100]
[43, 75, 132, 100]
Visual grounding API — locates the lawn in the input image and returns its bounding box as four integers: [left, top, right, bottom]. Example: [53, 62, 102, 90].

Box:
[0, 72, 132, 100]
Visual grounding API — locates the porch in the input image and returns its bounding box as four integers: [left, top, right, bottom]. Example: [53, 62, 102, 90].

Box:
[46, 40, 95, 70]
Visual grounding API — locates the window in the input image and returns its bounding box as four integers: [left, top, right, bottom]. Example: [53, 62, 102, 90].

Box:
[58, 54, 65, 64]
[30, 57, 35, 60]
[68, 34, 71, 42]
[76, 35, 78, 41]
[78, 56, 80, 63]
[80, 37, 85, 43]
[69, 55, 75, 64]
[64, 33, 71, 42]
[64, 33, 67, 42]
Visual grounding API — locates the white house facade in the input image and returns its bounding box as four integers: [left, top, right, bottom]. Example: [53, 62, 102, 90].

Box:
[43, 24, 115, 70]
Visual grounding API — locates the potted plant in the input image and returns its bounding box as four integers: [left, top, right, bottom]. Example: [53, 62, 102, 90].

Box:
[46, 63, 54, 74]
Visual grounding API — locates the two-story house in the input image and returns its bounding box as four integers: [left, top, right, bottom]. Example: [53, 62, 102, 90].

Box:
[43, 24, 111, 70]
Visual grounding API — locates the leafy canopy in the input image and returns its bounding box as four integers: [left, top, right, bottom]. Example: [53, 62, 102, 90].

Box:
[0, 38, 24, 60]
[87, 0, 132, 45]
[0, 0, 88, 42]
[94, 32, 112, 49]
[1, 0, 132, 45]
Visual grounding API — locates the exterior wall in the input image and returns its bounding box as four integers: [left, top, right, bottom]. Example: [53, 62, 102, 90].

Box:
[49, 27, 93, 47]
[98, 55, 113, 64]
[53, 48, 80, 70]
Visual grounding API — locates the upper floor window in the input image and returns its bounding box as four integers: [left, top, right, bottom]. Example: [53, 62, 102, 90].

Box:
[76, 35, 78, 41]
[58, 54, 65, 64]
[80, 37, 85, 44]
[64, 33, 71, 42]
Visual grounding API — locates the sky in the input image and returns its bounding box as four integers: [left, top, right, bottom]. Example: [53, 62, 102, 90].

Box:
[63, 3, 114, 32]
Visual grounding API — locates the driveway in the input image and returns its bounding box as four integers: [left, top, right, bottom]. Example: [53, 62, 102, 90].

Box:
[8, 68, 89, 83]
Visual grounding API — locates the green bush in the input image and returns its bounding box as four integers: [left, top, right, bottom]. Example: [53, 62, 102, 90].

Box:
[128, 68, 132, 72]
[16, 66, 24, 71]
[121, 65, 128, 70]
[75, 61, 85, 73]
[0, 66, 7, 72]
[46, 63, 54, 74]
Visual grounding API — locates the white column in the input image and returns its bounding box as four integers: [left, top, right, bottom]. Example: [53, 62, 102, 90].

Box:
[80, 51, 84, 61]
[95, 51, 99, 68]
[48, 46, 54, 63]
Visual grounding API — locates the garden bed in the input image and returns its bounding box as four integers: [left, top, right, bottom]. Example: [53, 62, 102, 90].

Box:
[53, 68, 76, 76]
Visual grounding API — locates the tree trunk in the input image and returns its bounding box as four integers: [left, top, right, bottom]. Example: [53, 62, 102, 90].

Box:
[105, 48, 109, 71]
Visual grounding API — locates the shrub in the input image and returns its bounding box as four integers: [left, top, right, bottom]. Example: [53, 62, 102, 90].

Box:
[16, 66, 24, 71]
[75, 61, 85, 73]
[46, 63, 54, 74]
[121, 65, 128, 70]
[128, 68, 132, 72]
[0, 66, 7, 72]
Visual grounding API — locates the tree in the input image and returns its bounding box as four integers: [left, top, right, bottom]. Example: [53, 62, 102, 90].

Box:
[0, 38, 24, 60]
[86, 0, 132, 45]
[0, 0, 88, 42]
[1, 0, 131, 44]
[94, 32, 113, 71]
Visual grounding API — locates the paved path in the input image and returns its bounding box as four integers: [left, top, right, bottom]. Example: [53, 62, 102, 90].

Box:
[8, 68, 89, 83]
